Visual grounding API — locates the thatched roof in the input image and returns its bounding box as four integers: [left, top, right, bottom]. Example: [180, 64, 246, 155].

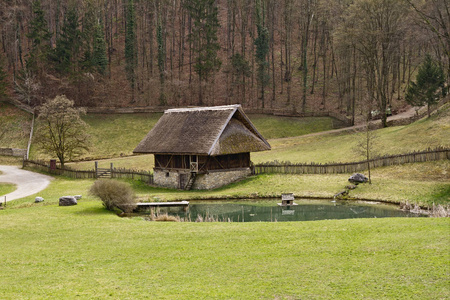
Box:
[133, 105, 271, 156]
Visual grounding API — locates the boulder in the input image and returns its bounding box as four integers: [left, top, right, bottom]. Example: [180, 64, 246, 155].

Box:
[74, 195, 82, 200]
[35, 197, 44, 203]
[348, 173, 369, 184]
[59, 196, 77, 206]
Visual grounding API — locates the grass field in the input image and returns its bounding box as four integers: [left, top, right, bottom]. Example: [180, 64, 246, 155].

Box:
[1, 104, 449, 299]
[0, 102, 32, 149]
[0, 197, 448, 299]
[252, 106, 450, 164]
[0, 183, 15, 196]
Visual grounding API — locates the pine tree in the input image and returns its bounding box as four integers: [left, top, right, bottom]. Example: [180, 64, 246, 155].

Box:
[186, 0, 221, 105]
[125, 0, 138, 100]
[53, 6, 82, 74]
[92, 21, 108, 75]
[80, 0, 97, 72]
[26, 0, 52, 74]
[406, 54, 445, 117]
[254, 0, 270, 108]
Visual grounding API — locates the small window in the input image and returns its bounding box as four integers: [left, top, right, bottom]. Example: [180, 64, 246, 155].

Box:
[166, 172, 170, 177]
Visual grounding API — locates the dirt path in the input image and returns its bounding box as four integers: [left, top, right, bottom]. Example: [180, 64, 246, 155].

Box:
[0, 165, 53, 202]
[271, 106, 421, 141]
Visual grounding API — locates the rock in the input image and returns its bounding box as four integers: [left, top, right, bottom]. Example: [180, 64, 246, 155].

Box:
[334, 190, 348, 199]
[59, 196, 77, 206]
[35, 197, 44, 203]
[74, 195, 82, 200]
[348, 173, 369, 184]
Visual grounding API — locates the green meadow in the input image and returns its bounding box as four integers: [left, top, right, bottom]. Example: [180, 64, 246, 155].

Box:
[1, 193, 448, 299]
[1, 103, 449, 299]
[0, 183, 15, 196]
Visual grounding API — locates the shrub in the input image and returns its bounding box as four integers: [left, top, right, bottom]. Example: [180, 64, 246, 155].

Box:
[89, 179, 136, 212]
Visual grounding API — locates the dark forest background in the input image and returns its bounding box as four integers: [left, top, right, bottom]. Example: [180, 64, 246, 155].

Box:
[0, 0, 448, 123]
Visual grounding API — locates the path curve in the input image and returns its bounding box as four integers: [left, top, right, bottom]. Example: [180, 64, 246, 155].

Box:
[0, 165, 53, 202]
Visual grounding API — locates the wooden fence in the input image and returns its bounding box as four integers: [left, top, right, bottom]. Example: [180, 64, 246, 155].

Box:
[23, 160, 154, 184]
[23, 148, 448, 180]
[0, 148, 27, 157]
[253, 148, 449, 175]
[23, 160, 97, 179]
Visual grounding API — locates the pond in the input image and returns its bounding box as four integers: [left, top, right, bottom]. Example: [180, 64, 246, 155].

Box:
[132, 199, 426, 222]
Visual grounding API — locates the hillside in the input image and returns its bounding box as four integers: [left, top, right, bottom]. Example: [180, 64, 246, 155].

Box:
[0, 102, 32, 149]
[252, 105, 450, 164]
[30, 113, 341, 163]
[1, 0, 447, 122]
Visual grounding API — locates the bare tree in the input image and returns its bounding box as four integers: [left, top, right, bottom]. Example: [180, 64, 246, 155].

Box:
[34, 95, 90, 167]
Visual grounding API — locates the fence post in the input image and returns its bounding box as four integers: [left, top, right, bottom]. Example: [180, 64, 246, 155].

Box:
[95, 161, 98, 178]
[110, 163, 113, 179]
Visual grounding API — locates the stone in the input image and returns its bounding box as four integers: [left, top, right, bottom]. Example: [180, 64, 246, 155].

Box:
[334, 190, 348, 199]
[74, 195, 82, 200]
[35, 197, 44, 203]
[59, 196, 77, 206]
[348, 173, 369, 184]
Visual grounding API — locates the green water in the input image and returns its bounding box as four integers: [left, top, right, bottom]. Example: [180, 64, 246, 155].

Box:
[139, 199, 425, 222]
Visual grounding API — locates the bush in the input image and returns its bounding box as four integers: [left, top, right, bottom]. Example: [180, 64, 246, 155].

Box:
[89, 179, 136, 212]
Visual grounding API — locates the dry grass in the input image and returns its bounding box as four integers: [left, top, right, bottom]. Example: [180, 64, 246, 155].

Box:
[151, 214, 180, 222]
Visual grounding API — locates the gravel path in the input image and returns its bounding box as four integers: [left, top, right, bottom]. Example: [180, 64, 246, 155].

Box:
[271, 106, 421, 141]
[0, 165, 53, 202]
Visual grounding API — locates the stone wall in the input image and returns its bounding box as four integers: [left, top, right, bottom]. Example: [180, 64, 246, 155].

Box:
[154, 168, 251, 190]
[154, 169, 183, 189]
[193, 168, 251, 190]
[0, 148, 26, 157]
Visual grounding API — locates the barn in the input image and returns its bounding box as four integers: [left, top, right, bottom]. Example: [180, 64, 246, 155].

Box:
[133, 104, 271, 190]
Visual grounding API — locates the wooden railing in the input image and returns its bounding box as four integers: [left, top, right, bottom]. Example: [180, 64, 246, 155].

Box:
[23, 160, 154, 184]
[253, 147, 449, 175]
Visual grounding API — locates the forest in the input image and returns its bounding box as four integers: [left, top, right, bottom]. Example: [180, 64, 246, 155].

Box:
[0, 0, 448, 126]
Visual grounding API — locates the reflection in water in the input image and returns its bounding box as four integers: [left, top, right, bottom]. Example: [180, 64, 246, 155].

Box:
[138, 199, 426, 222]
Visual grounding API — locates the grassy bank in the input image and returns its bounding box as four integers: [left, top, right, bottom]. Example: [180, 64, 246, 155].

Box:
[18, 160, 448, 207]
[125, 161, 448, 206]
[0, 183, 15, 196]
[252, 106, 450, 164]
[0, 102, 32, 149]
[0, 199, 448, 299]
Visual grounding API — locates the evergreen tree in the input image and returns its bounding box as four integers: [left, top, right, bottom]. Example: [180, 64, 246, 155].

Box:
[254, 0, 270, 108]
[157, 16, 166, 105]
[92, 21, 108, 75]
[406, 54, 445, 117]
[53, 6, 82, 74]
[185, 0, 221, 105]
[125, 0, 138, 99]
[80, 0, 97, 71]
[26, 0, 52, 74]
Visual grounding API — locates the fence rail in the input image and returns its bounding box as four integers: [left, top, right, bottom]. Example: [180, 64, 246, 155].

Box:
[23, 160, 154, 184]
[253, 148, 449, 175]
[23, 148, 448, 180]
